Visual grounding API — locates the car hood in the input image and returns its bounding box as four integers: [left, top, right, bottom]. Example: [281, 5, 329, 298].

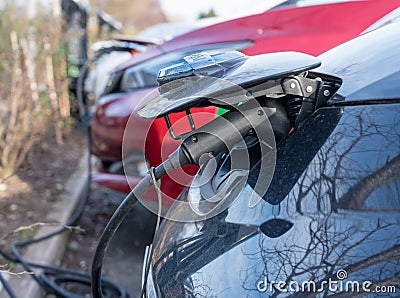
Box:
[316, 20, 400, 102]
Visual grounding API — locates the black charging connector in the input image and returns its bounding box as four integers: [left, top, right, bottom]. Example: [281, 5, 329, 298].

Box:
[169, 101, 272, 167]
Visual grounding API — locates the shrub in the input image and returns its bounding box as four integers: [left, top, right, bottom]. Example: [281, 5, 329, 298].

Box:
[0, 5, 71, 179]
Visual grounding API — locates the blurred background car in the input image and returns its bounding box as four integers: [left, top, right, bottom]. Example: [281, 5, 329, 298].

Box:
[88, 0, 400, 205]
[83, 20, 216, 103]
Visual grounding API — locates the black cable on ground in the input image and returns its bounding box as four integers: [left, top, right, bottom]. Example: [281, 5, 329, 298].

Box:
[0, 54, 131, 297]
[0, 271, 16, 298]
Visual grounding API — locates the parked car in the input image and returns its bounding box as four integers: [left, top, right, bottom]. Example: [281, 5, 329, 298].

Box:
[143, 19, 400, 297]
[90, 0, 400, 205]
[84, 21, 218, 103]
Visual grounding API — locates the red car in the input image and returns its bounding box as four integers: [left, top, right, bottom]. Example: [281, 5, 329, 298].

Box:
[91, 0, 400, 206]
